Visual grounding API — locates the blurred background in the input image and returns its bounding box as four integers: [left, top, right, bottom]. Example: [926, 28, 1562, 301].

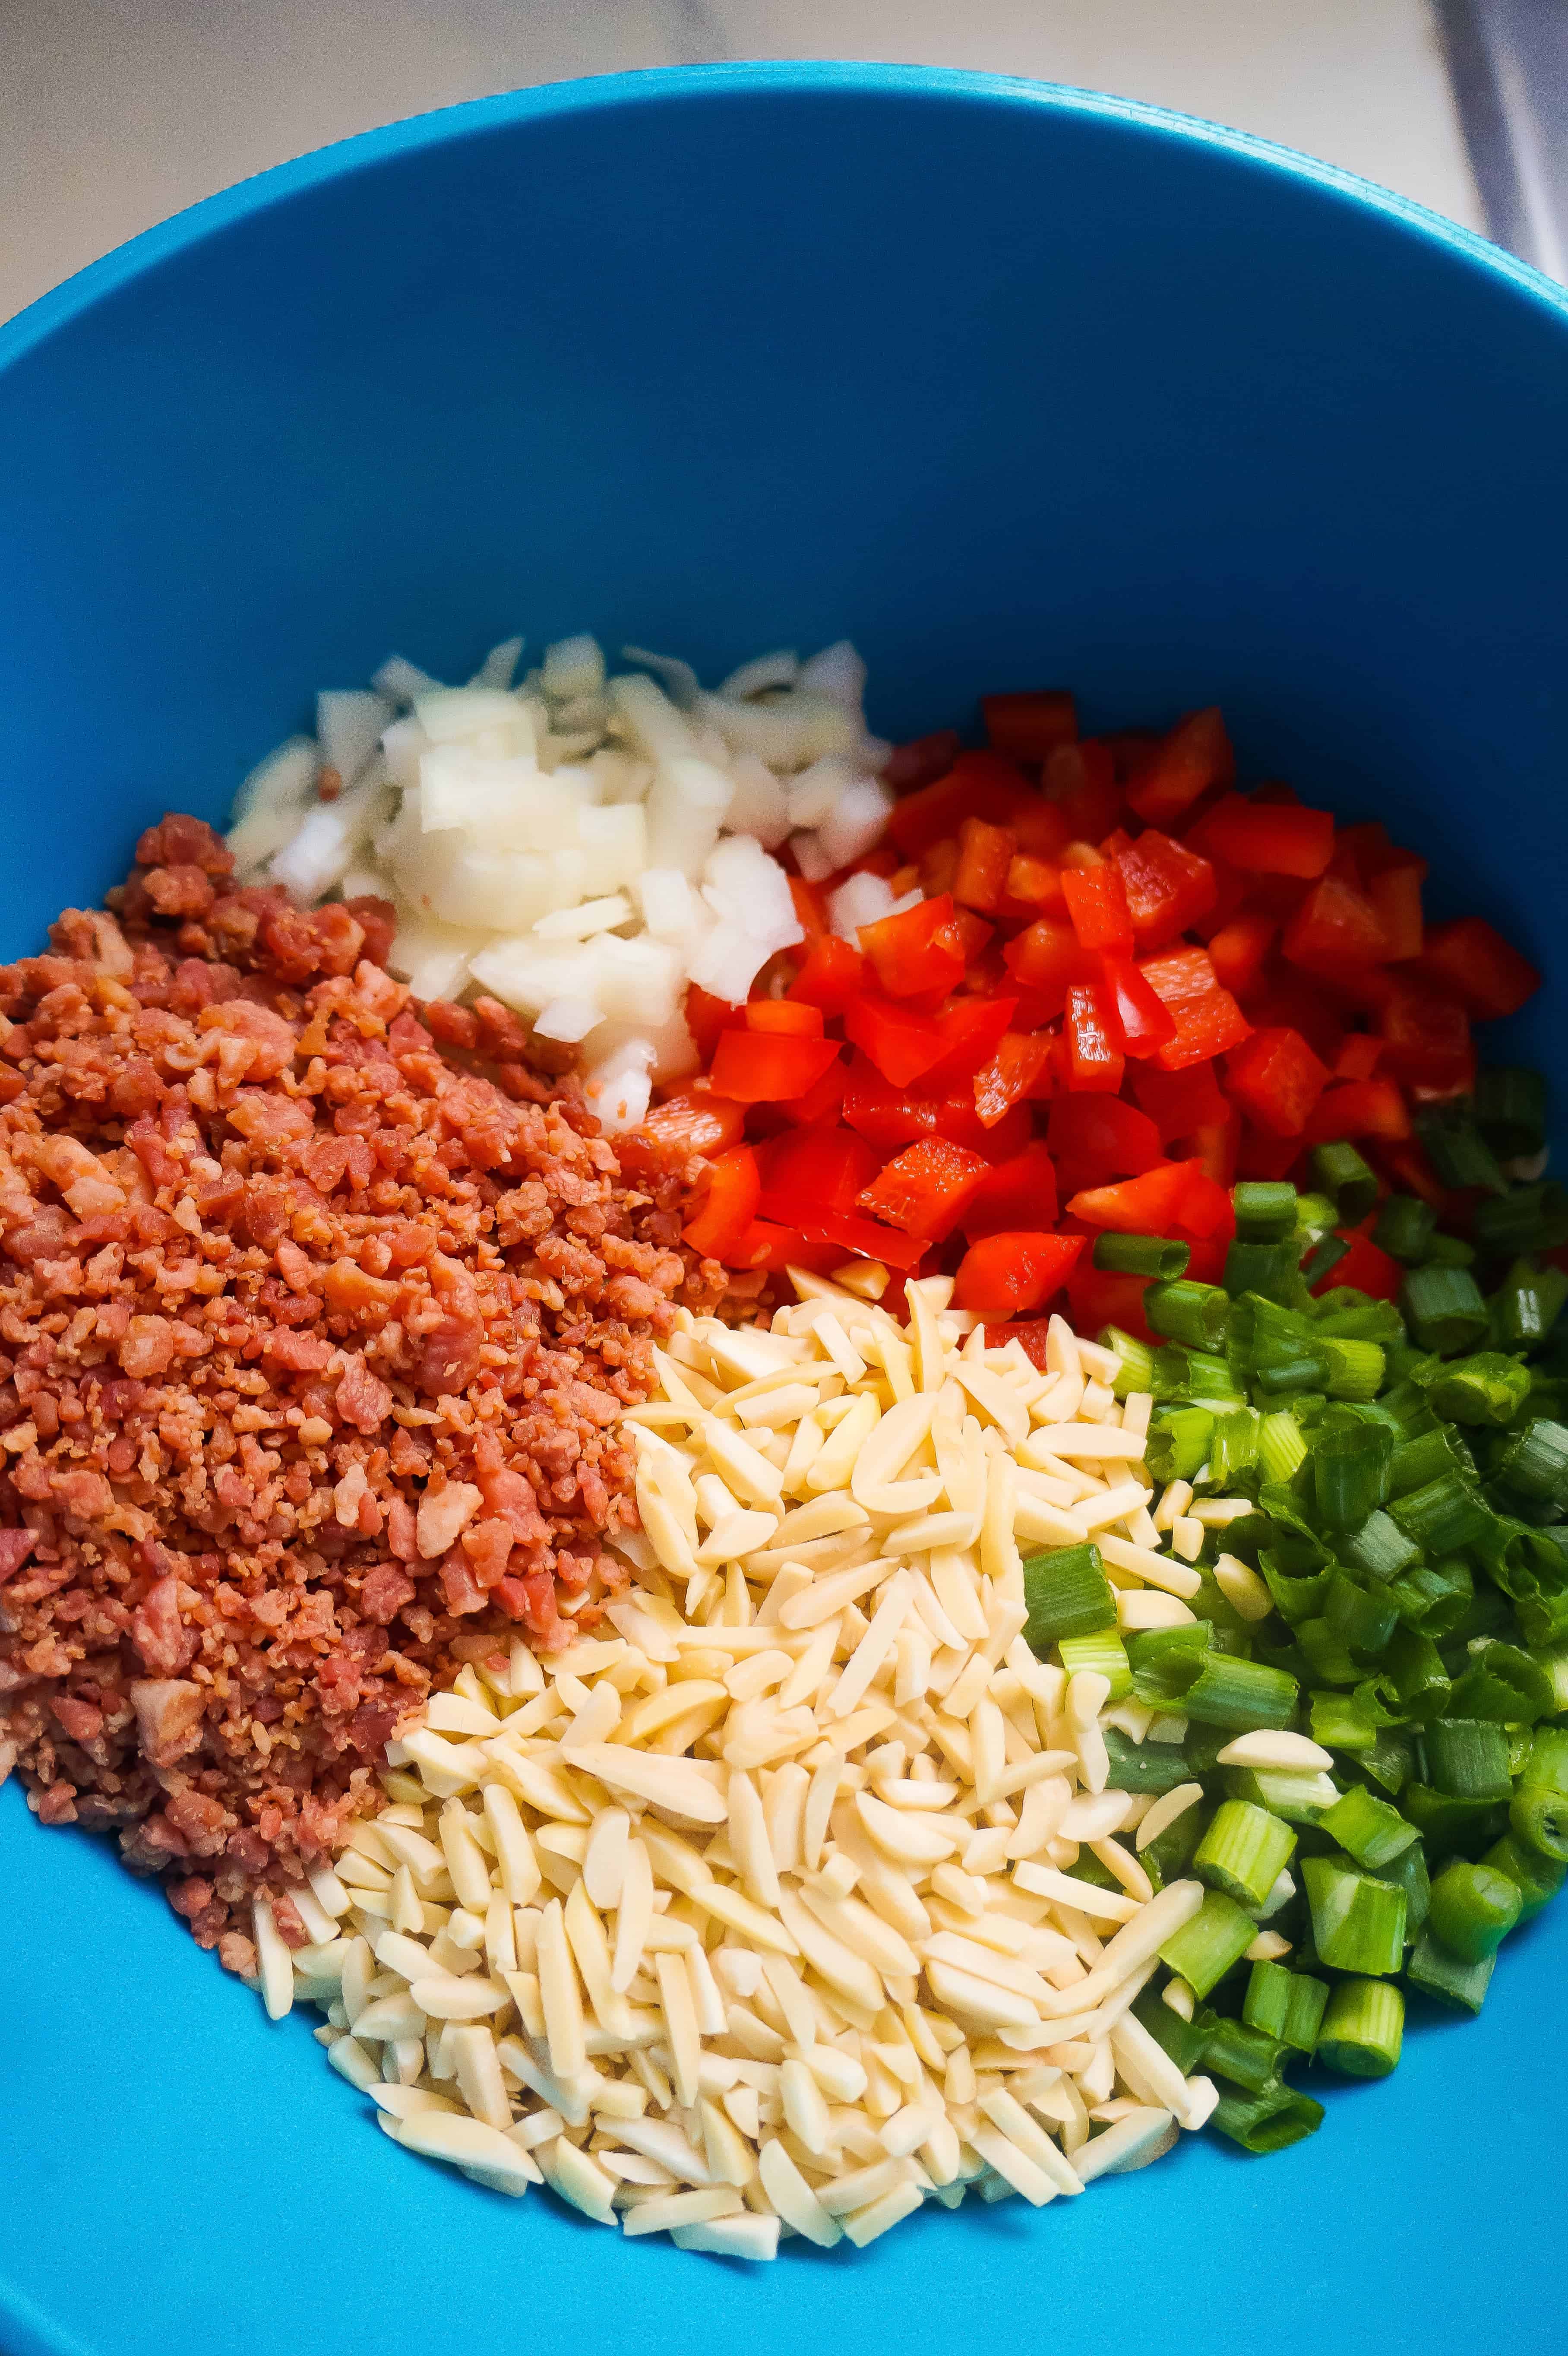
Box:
[2, 0, 1564, 325]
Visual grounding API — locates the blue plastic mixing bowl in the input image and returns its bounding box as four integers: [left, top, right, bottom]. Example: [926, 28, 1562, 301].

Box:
[2, 61, 1567, 2356]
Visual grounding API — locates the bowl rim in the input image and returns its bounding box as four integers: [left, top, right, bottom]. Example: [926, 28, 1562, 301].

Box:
[3, 57, 1568, 380]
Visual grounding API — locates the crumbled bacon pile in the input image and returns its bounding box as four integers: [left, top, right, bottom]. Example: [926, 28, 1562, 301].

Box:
[0, 814, 706, 1969]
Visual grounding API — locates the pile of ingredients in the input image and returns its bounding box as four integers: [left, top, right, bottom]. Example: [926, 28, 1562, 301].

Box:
[1, 627, 1564, 2261]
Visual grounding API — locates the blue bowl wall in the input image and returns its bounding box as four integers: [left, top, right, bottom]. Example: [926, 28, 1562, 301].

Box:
[1, 63, 1567, 2356]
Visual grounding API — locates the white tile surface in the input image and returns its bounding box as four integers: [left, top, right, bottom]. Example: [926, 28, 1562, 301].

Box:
[0, 0, 1481, 327]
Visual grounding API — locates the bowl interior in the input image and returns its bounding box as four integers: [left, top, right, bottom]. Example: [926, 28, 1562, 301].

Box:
[2, 63, 1567, 2356]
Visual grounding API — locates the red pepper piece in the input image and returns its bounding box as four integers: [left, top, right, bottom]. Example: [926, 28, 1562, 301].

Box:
[683, 1145, 761, 1258]
[1113, 829, 1217, 949]
[1334, 1034, 1383, 1080]
[1066, 1158, 1206, 1232]
[974, 1032, 1054, 1126]
[842, 991, 949, 1087]
[1192, 794, 1335, 878]
[1376, 980, 1472, 1089]
[684, 984, 735, 1061]
[1129, 1060, 1228, 1143]
[841, 1052, 1030, 1162]
[1064, 980, 1125, 1093]
[1002, 917, 1097, 1015]
[885, 729, 962, 794]
[1189, 1113, 1241, 1188]
[636, 1088, 748, 1164]
[1223, 1026, 1331, 1138]
[1205, 912, 1277, 998]
[982, 690, 1078, 763]
[1099, 954, 1178, 1058]
[1365, 862, 1425, 962]
[953, 1230, 1084, 1317]
[1173, 1168, 1236, 1240]
[1415, 916, 1540, 1020]
[857, 1138, 990, 1241]
[1235, 1127, 1302, 1182]
[788, 873, 829, 948]
[729, 1220, 844, 1276]
[1301, 1076, 1413, 1146]
[756, 1125, 879, 1223]
[1281, 872, 1390, 973]
[1043, 741, 1122, 842]
[959, 1140, 1060, 1238]
[952, 908, 996, 966]
[920, 996, 1020, 1090]
[788, 933, 864, 1016]
[1154, 987, 1250, 1072]
[859, 892, 968, 999]
[1062, 863, 1135, 955]
[1316, 1220, 1404, 1302]
[1011, 798, 1077, 860]
[886, 751, 1034, 858]
[1047, 1094, 1164, 1182]
[746, 998, 824, 1038]
[1125, 707, 1234, 825]
[779, 1057, 848, 1127]
[998, 853, 1067, 920]
[709, 1028, 841, 1103]
[802, 1207, 927, 1271]
[1066, 1261, 1155, 1347]
[953, 817, 1018, 913]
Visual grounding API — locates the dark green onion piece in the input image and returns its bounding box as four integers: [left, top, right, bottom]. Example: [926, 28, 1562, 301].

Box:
[1481, 1832, 1566, 1922]
[1157, 1887, 1256, 1998]
[1093, 1232, 1190, 1279]
[1193, 1799, 1297, 1910]
[1414, 1104, 1507, 1195]
[1358, 1726, 1415, 1796]
[1388, 1423, 1474, 1499]
[1233, 1181, 1299, 1242]
[1406, 1932, 1495, 2014]
[1127, 1621, 1213, 1708]
[1312, 1140, 1380, 1225]
[1057, 1627, 1133, 1701]
[1313, 1422, 1392, 1533]
[1144, 1405, 1214, 1485]
[1324, 1569, 1398, 1660]
[1198, 2014, 1283, 2092]
[1473, 1180, 1568, 1260]
[1319, 1337, 1386, 1403]
[1208, 1407, 1259, 1488]
[1494, 1417, 1568, 1509]
[1132, 1987, 1209, 2076]
[1341, 1509, 1420, 1583]
[1301, 1855, 1407, 1974]
[1374, 1194, 1438, 1265]
[1180, 1653, 1298, 1733]
[1256, 1410, 1307, 1485]
[1424, 1350, 1533, 1428]
[1419, 1718, 1512, 1801]
[1402, 1264, 1490, 1355]
[1382, 1625, 1451, 1716]
[1490, 1260, 1568, 1350]
[1320, 1783, 1416, 1870]
[1521, 1726, 1568, 1796]
[1224, 1239, 1302, 1302]
[1223, 1764, 1337, 1826]
[1509, 1783, 1568, 1862]
[1210, 2085, 1325, 2155]
[1310, 1690, 1381, 1749]
[1022, 1542, 1116, 1653]
[1097, 1324, 1157, 1400]
[1295, 1615, 1362, 1687]
[1388, 1470, 1493, 1554]
[1427, 1859, 1521, 1961]
[1446, 1640, 1554, 1724]
[1318, 1978, 1404, 2077]
[1300, 1232, 1351, 1290]
[1376, 1835, 1430, 1936]
[1426, 1232, 1477, 1268]
[1387, 1556, 1474, 1639]
[1242, 1960, 1328, 2055]
[1101, 1727, 1192, 1794]
[1473, 1065, 1548, 1160]
[1145, 1279, 1231, 1352]
[1400, 1782, 1502, 1853]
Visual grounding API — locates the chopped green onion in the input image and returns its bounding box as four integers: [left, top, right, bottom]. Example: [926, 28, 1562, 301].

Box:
[1424, 1351, 1534, 1428]
[1022, 1542, 1116, 1652]
[1198, 2013, 1284, 2091]
[1132, 1986, 1209, 2075]
[1480, 1832, 1566, 1922]
[1414, 1104, 1506, 1195]
[1319, 1337, 1387, 1402]
[1093, 1232, 1191, 1279]
[1386, 1555, 1474, 1639]
[1489, 1259, 1568, 1350]
[1310, 1690, 1381, 1749]
[1425, 1232, 1477, 1269]
[1144, 1405, 1214, 1484]
[1157, 1887, 1257, 1998]
[1375, 1194, 1438, 1265]
[1145, 1279, 1232, 1352]
[1358, 1726, 1415, 1796]
[1300, 1232, 1351, 1289]
[1256, 1410, 1308, 1485]
[1400, 1782, 1502, 1854]
[1388, 1471, 1493, 1554]
[1324, 1569, 1398, 1660]
[1383, 1624, 1452, 1715]
[1494, 1416, 1568, 1510]
[1127, 1620, 1213, 1707]
[1097, 1324, 1157, 1399]
[1474, 1066, 1548, 1160]
[1521, 1726, 1568, 1795]
[1296, 1615, 1362, 1686]
[1210, 2085, 1324, 2154]
[1341, 1509, 1420, 1584]
[1320, 1783, 1416, 1870]
[1208, 1407, 1259, 1488]
[1313, 1422, 1393, 1533]
[1224, 1239, 1302, 1302]
[1180, 1653, 1298, 1732]
[1445, 1640, 1554, 1724]
[1376, 1834, 1430, 1935]
[1185, 1350, 1247, 1407]
[1243, 1960, 1328, 2054]
[1426, 1860, 1521, 1961]
[1193, 1799, 1297, 1909]
[1418, 1718, 1512, 1801]
[1401, 1264, 1490, 1355]
[1509, 1783, 1568, 1862]
[1301, 1855, 1407, 1974]
[1473, 1180, 1568, 1261]
[1312, 1141, 1379, 1225]
[1318, 1978, 1404, 2077]
[1057, 1627, 1133, 1701]
[1223, 1764, 1339, 1825]
[1388, 1423, 1474, 1498]
[1101, 1728, 1192, 1793]
[1406, 1932, 1495, 2014]
[1234, 1181, 1299, 1242]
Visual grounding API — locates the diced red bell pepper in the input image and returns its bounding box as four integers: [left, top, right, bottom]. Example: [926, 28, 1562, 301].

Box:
[1301, 1076, 1413, 1146]
[1192, 794, 1335, 878]
[1334, 1034, 1383, 1080]
[1099, 954, 1177, 1058]
[1316, 1220, 1404, 1303]
[635, 1088, 749, 1164]
[999, 853, 1067, 919]
[788, 933, 863, 1016]
[1154, 988, 1250, 1072]
[1223, 1026, 1331, 1138]
[1415, 916, 1540, 1020]
[959, 1140, 1059, 1238]
[1173, 1167, 1236, 1241]
[858, 1138, 990, 1241]
[885, 729, 963, 794]
[1205, 912, 1277, 998]
[1043, 741, 1122, 843]
[788, 874, 829, 948]
[841, 1052, 1029, 1162]
[953, 1230, 1084, 1317]
[1063, 981, 1125, 1093]
[1113, 829, 1217, 949]
[1002, 917, 1096, 1015]
[952, 907, 995, 966]
[919, 996, 1020, 1089]
[982, 690, 1078, 763]
[886, 751, 1033, 858]
[843, 991, 949, 1087]
[858, 892, 968, 999]
[982, 1317, 1058, 1368]
[709, 1028, 841, 1103]
[1130, 1059, 1229, 1143]
[952, 818, 1017, 913]
[1281, 872, 1390, 974]
[974, 1032, 1054, 1126]
[778, 1057, 847, 1127]
[756, 1125, 879, 1224]
[801, 1206, 927, 1271]
[1047, 1094, 1164, 1182]
[1138, 943, 1218, 1005]
[1366, 862, 1425, 962]
[1011, 799, 1077, 860]
[1236, 1127, 1305, 1182]
[1125, 707, 1234, 825]
[1062, 863, 1135, 955]
[746, 997, 824, 1038]
[729, 1219, 844, 1276]
[683, 1145, 761, 1258]
[1180, 1233, 1234, 1285]
[684, 984, 735, 1060]
[1066, 1260, 1154, 1347]
[1066, 1157, 1207, 1232]
[1376, 980, 1472, 1089]
[1189, 1112, 1240, 1188]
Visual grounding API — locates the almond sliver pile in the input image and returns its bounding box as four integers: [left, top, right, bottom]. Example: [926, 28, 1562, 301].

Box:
[256, 1275, 1228, 2258]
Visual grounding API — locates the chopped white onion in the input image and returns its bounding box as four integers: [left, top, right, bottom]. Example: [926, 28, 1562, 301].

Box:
[476, 634, 524, 690]
[270, 762, 389, 904]
[622, 646, 701, 712]
[722, 753, 790, 848]
[790, 830, 834, 883]
[785, 753, 860, 830]
[371, 654, 443, 706]
[638, 868, 699, 942]
[542, 635, 606, 701]
[534, 894, 635, 940]
[827, 870, 897, 941]
[718, 650, 798, 700]
[233, 735, 319, 822]
[644, 756, 732, 878]
[609, 674, 693, 765]
[694, 689, 859, 772]
[818, 775, 896, 871]
[532, 996, 606, 1044]
[797, 639, 868, 710]
[317, 692, 395, 787]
